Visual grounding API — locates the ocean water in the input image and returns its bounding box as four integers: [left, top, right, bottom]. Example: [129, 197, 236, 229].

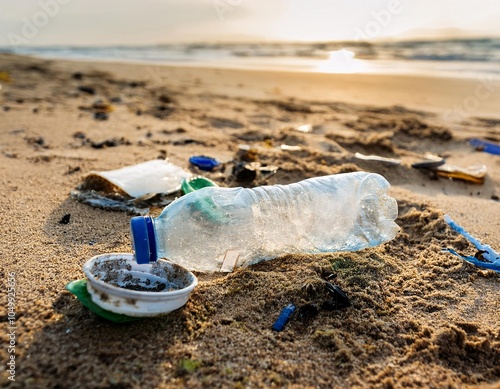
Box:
[2, 38, 500, 79]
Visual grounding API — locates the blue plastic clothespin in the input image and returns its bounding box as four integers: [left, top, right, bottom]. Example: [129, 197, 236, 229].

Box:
[443, 215, 500, 273]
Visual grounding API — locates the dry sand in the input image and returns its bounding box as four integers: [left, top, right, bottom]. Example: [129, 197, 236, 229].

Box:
[0, 53, 499, 388]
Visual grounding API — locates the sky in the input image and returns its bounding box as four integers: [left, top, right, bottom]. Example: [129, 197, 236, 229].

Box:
[0, 0, 500, 47]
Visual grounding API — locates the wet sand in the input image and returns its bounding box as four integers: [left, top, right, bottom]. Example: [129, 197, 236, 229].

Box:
[0, 53, 499, 388]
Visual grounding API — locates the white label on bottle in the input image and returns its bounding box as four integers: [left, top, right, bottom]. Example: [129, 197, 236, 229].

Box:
[220, 250, 240, 272]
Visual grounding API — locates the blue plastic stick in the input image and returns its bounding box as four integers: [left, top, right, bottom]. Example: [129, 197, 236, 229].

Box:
[272, 304, 296, 332]
[444, 215, 500, 273]
[470, 139, 500, 156]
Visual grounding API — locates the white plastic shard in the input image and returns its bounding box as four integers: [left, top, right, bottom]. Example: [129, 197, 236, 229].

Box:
[90, 159, 192, 198]
[220, 250, 240, 272]
[296, 124, 312, 133]
[354, 152, 401, 165]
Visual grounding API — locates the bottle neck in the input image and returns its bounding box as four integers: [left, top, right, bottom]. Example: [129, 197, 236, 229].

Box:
[144, 216, 158, 262]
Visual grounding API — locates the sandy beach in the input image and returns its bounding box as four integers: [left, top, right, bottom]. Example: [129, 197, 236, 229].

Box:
[0, 53, 499, 388]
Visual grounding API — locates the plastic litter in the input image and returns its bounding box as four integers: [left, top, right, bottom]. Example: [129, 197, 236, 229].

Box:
[189, 155, 221, 171]
[232, 162, 279, 183]
[272, 304, 296, 331]
[181, 176, 218, 194]
[434, 164, 487, 184]
[71, 191, 152, 215]
[71, 160, 192, 214]
[296, 124, 312, 133]
[66, 279, 141, 323]
[323, 283, 351, 310]
[443, 215, 500, 273]
[411, 154, 445, 169]
[130, 172, 399, 272]
[470, 138, 500, 156]
[280, 144, 303, 151]
[90, 160, 191, 198]
[354, 152, 401, 165]
[68, 253, 198, 318]
[237, 144, 252, 151]
[236, 142, 301, 155]
[411, 153, 486, 184]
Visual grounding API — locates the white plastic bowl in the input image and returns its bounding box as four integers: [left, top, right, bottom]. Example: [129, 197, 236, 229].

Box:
[82, 253, 198, 317]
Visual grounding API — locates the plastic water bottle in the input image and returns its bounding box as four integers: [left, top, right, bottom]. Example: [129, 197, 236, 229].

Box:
[130, 172, 399, 272]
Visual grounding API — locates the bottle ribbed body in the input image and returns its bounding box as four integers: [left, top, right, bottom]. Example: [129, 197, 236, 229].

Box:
[153, 172, 399, 272]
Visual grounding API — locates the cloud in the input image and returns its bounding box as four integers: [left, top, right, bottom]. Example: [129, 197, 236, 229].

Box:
[0, 0, 498, 46]
[0, 0, 289, 45]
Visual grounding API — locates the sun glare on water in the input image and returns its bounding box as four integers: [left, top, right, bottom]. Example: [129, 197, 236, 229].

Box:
[316, 49, 368, 74]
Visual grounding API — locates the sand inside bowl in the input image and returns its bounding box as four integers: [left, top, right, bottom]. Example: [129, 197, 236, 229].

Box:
[90, 257, 191, 292]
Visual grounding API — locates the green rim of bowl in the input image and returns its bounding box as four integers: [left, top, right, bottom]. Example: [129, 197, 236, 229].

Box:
[66, 279, 141, 323]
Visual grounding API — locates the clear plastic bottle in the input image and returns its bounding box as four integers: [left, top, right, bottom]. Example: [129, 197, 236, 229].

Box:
[130, 172, 399, 272]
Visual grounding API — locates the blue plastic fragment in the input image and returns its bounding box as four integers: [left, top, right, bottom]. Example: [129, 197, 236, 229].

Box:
[272, 304, 296, 332]
[443, 215, 500, 273]
[189, 155, 221, 171]
[470, 139, 500, 156]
